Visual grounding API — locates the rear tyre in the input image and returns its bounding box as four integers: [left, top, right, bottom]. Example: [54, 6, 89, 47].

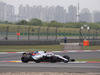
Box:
[35, 60, 40, 63]
[21, 56, 29, 63]
[50, 56, 57, 63]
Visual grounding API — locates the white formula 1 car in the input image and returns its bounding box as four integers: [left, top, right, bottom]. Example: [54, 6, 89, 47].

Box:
[21, 51, 75, 63]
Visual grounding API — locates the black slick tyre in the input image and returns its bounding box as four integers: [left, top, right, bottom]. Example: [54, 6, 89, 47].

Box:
[50, 56, 57, 63]
[21, 56, 29, 63]
[63, 55, 70, 62]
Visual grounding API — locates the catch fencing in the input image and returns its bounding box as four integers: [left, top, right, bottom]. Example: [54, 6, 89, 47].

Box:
[0, 25, 100, 41]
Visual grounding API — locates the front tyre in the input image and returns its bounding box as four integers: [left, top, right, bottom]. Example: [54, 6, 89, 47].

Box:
[64, 60, 68, 63]
[63, 55, 70, 62]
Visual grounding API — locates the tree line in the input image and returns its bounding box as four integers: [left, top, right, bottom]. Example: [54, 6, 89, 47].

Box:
[0, 18, 100, 29]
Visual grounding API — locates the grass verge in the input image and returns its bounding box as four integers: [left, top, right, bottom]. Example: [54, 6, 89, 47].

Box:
[82, 45, 100, 50]
[0, 45, 100, 52]
[0, 45, 64, 52]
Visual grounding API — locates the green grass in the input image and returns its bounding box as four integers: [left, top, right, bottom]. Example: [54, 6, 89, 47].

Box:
[0, 45, 100, 52]
[76, 59, 100, 61]
[82, 45, 100, 50]
[0, 45, 64, 52]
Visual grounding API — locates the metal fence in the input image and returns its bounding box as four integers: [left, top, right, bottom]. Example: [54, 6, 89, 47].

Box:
[0, 25, 100, 40]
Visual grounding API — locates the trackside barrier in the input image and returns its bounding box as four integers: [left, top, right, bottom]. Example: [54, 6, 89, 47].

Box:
[16, 32, 20, 36]
[0, 26, 100, 41]
[83, 40, 89, 46]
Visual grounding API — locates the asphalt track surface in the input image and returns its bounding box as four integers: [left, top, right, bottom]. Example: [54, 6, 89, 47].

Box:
[0, 51, 100, 73]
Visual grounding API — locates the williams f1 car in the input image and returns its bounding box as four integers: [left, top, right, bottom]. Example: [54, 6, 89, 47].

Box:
[21, 51, 75, 63]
